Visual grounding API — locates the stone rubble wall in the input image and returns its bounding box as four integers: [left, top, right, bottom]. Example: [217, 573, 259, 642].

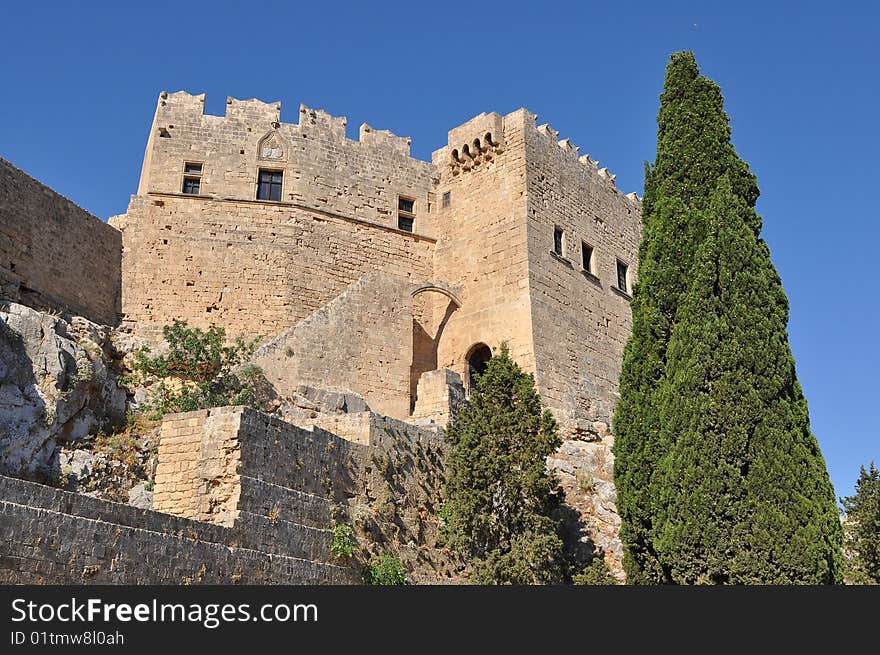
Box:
[0, 158, 121, 325]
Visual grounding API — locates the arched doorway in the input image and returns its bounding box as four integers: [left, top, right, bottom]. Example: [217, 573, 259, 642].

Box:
[466, 343, 492, 392]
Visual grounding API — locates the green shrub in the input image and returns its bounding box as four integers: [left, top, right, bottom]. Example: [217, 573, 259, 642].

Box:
[330, 524, 357, 559]
[364, 554, 408, 585]
[126, 320, 263, 420]
[572, 558, 619, 586]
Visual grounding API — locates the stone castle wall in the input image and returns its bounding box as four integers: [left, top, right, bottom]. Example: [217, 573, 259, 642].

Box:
[0, 404, 452, 584]
[115, 91, 437, 338]
[523, 117, 642, 433]
[253, 273, 415, 419]
[0, 473, 354, 584]
[113, 92, 643, 430]
[0, 159, 121, 325]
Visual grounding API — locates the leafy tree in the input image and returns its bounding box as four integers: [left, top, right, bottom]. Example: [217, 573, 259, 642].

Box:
[841, 463, 880, 584]
[442, 344, 567, 584]
[126, 320, 263, 419]
[614, 51, 842, 583]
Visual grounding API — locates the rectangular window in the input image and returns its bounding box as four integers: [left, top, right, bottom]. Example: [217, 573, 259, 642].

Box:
[398, 195, 416, 232]
[398, 196, 415, 214]
[616, 259, 629, 293]
[257, 169, 283, 201]
[442, 191, 451, 208]
[182, 162, 202, 195]
[581, 242, 594, 273]
[553, 227, 564, 256]
[182, 176, 201, 195]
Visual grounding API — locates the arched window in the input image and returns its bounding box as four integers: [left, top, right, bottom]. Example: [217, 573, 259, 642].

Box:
[466, 343, 492, 391]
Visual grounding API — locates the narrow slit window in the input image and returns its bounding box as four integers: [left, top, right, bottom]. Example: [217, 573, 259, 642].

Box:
[616, 259, 629, 293]
[553, 226, 564, 256]
[582, 242, 594, 273]
[257, 169, 283, 201]
[442, 191, 451, 208]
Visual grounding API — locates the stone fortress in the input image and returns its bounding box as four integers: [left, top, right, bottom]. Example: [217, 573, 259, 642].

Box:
[0, 90, 641, 582]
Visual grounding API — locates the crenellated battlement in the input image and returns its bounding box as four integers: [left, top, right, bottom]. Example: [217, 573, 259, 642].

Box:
[149, 91, 416, 157]
[527, 113, 641, 200]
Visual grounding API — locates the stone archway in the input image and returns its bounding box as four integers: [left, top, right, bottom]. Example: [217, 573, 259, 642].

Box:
[466, 343, 492, 392]
[410, 286, 460, 412]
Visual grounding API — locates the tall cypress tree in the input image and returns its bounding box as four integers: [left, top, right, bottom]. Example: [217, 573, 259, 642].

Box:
[614, 52, 842, 583]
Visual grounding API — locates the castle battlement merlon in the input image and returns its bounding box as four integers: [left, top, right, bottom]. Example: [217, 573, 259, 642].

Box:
[359, 124, 412, 157]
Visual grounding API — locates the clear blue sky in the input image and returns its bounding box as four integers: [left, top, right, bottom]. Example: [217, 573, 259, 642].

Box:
[1, 1, 877, 499]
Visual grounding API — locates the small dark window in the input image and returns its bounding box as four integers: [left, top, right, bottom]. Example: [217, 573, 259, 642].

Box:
[553, 227, 564, 256]
[398, 195, 416, 232]
[582, 242, 594, 273]
[616, 259, 629, 292]
[257, 169, 283, 201]
[442, 191, 451, 208]
[182, 176, 201, 195]
[184, 162, 203, 174]
[398, 197, 415, 214]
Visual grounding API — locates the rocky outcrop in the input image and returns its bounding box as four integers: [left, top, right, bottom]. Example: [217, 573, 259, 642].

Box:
[0, 302, 126, 480]
[547, 421, 624, 581]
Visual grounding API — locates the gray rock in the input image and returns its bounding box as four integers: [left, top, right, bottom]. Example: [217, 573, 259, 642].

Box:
[127, 482, 153, 510]
[60, 450, 100, 480]
[0, 302, 126, 479]
[295, 385, 370, 414]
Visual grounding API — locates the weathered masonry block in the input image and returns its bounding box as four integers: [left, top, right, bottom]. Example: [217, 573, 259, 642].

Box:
[0, 158, 121, 325]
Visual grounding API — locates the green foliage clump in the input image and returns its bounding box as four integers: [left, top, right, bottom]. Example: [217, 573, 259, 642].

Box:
[841, 463, 880, 584]
[442, 343, 567, 584]
[364, 554, 408, 585]
[330, 524, 357, 560]
[126, 320, 262, 420]
[572, 558, 619, 586]
[613, 51, 842, 584]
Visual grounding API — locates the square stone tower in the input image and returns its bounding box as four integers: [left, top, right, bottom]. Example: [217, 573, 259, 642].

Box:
[430, 110, 641, 435]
